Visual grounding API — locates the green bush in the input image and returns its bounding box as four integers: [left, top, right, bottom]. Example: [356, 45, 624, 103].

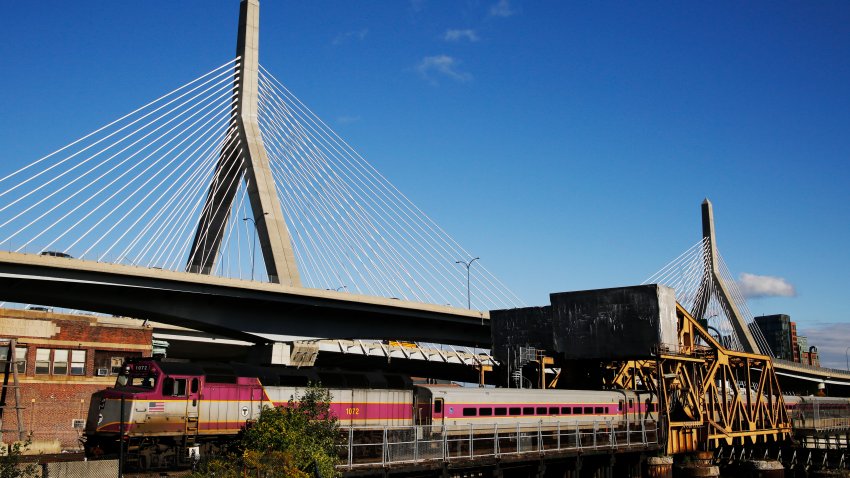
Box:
[0, 440, 40, 478]
[188, 383, 341, 477]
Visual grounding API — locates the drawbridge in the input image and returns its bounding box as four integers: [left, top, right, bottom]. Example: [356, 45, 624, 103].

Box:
[610, 303, 790, 455]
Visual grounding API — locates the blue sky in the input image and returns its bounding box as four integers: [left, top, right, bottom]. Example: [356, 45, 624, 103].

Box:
[1, 1, 849, 366]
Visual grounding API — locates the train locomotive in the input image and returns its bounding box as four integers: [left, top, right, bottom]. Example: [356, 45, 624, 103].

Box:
[84, 358, 658, 469]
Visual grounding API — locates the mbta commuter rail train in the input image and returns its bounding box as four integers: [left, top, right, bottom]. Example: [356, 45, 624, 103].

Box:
[84, 358, 657, 468]
[84, 358, 850, 469]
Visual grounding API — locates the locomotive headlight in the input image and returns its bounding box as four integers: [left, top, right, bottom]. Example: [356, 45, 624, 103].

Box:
[97, 413, 103, 425]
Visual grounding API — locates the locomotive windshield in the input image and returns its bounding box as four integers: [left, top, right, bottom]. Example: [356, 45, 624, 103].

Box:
[115, 362, 158, 390]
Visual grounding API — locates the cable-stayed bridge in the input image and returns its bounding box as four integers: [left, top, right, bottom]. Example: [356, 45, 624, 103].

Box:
[0, 0, 521, 345]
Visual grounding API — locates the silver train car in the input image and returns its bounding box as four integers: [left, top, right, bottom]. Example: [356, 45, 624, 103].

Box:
[416, 386, 657, 428]
[783, 395, 850, 430]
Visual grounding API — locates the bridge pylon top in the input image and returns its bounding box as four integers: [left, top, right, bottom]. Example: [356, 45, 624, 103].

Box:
[694, 199, 760, 354]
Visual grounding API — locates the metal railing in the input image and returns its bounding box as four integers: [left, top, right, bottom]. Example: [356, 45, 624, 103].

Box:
[337, 419, 659, 470]
[791, 416, 850, 432]
[774, 358, 850, 379]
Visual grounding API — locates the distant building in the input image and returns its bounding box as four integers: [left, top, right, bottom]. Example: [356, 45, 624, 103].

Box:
[797, 336, 808, 359]
[801, 348, 820, 367]
[790, 322, 800, 362]
[754, 314, 794, 361]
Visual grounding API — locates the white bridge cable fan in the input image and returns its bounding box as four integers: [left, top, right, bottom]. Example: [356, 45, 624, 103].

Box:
[644, 238, 774, 357]
[0, 59, 243, 272]
[0, 58, 524, 311]
[256, 65, 523, 310]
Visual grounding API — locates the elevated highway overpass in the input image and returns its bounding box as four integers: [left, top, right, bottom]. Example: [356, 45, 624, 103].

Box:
[0, 252, 490, 347]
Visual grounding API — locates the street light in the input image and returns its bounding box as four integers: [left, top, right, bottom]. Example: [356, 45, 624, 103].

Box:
[845, 346, 849, 371]
[455, 257, 480, 309]
[242, 213, 268, 281]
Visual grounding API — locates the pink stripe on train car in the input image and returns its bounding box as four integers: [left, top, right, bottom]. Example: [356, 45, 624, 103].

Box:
[328, 402, 413, 421]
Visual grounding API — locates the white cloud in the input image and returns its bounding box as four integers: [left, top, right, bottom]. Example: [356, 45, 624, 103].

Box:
[443, 29, 480, 42]
[738, 272, 796, 299]
[332, 29, 369, 46]
[796, 323, 850, 369]
[489, 0, 516, 17]
[416, 55, 472, 84]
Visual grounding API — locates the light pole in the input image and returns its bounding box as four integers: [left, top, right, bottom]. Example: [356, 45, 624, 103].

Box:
[845, 346, 849, 371]
[242, 213, 268, 281]
[455, 257, 480, 309]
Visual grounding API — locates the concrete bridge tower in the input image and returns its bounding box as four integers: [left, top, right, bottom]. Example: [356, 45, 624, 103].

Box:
[187, 0, 301, 286]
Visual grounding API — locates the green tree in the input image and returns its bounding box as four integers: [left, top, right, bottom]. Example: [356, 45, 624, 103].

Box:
[240, 385, 340, 477]
[188, 384, 341, 478]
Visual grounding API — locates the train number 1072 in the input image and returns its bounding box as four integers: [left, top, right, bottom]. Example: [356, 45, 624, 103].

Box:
[345, 407, 360, 415]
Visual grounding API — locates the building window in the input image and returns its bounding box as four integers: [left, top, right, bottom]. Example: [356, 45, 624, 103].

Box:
[15, 347, 26, 374]
[35, 349, 51, 375]
[94, 351, 136, 376]
[0, 346, 26, 374]
[111, 357, 124, 375]
[70, 350, 86, 375]
[31, 349, 85, 376]
[53, 350, 69, 375]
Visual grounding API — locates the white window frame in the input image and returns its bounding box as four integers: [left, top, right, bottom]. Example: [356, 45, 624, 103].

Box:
[70, 350, 85, 376]
[35, 348, 51, 375]
[14, 346, 26, 374]
[53, 349, 69, 375]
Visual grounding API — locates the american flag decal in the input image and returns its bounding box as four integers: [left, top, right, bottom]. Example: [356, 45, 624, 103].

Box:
[148, 401, 165, 412]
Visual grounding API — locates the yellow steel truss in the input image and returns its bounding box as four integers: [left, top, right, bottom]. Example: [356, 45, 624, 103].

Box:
[608, 304, 790, 454]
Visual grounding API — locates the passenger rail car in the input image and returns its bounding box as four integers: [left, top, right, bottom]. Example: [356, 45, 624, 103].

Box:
[416, 386, 655, 429]
[784, 395, 850, 430]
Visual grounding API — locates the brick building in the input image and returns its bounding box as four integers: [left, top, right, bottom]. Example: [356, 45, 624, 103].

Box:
[0, 308, 151, 450]
[801, 346, 821, 367]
